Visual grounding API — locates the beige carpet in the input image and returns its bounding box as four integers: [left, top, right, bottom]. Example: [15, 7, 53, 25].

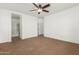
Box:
[0, 36, 79, 55]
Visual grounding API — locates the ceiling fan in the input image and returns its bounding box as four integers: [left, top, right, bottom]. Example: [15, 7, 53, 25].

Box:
[30, 3, 50, 14]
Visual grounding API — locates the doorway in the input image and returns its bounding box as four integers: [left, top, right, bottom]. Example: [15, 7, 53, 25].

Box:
[37, 17, 44, 37]
[11, 14, 21, 41]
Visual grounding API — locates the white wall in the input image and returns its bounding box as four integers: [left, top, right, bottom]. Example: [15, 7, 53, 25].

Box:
[0, 9, 38, 43]
[0, 9, 11, 43]
[21, 15, 37, 39]
[44, 5, 79, 44]
[10, 11, 38, 39]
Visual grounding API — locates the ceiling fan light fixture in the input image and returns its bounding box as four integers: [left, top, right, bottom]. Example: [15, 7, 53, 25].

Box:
[31, 3, 50, 14]
[38, 8, 42, 12]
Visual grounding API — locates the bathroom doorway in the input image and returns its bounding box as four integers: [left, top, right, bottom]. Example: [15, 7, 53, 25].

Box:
[11, 14, 22, 41]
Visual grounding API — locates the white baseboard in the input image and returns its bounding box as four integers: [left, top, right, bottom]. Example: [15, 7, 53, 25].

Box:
[44, 34, 79, 44]
[21, 34, 38, 39]
[0, 39, 12, 43]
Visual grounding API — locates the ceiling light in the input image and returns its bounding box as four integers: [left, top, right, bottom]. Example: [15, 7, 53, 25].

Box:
[38, 9, 42, 12]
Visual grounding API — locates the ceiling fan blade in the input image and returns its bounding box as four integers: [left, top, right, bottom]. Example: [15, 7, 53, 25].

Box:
[42, 4, 50, 9]
[38, 12, 40, 14]
[42, 10, 49, 12]
[33, 3, 39, 8]
[30, 9, 37, 11]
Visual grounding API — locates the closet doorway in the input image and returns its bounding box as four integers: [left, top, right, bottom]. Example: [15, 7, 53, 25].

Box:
[11, 14, 22, 41]
[37, 17, 44, 37]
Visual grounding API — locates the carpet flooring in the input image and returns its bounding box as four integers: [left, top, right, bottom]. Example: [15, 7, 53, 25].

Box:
[0, 36, 79, 55]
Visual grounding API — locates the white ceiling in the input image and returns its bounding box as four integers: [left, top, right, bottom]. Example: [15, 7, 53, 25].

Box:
[0, 3, 79, 17]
